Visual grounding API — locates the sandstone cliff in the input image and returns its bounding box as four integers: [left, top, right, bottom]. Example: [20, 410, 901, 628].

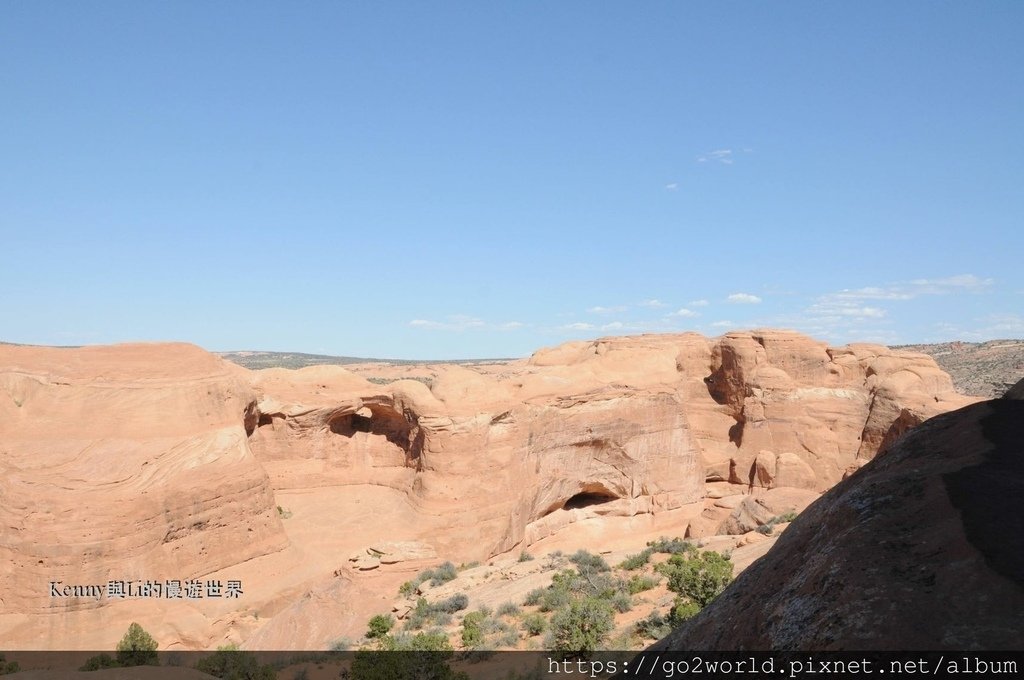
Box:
[0, 331, 977, 649]
[652, 377, 1024, 650]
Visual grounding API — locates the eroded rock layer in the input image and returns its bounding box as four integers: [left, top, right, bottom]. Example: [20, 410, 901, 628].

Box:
[652, 379, 1024, 650]
[0, 331, 978, 648]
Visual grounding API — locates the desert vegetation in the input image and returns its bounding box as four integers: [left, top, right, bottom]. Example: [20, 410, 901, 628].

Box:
[352, 539, 735, 656]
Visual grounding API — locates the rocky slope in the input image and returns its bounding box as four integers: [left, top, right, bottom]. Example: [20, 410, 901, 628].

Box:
[894, 339, 1023, 398]
[0, 331, 977, 649]
[652, 378, 1024, 650]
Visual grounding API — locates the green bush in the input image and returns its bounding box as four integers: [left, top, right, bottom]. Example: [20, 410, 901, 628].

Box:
[427, 561, 458, 586]
[658, 550, 733, 607]
[523, 588, 545, 606]
[461, 611, 487, 649]
[634, 611, 671, 640]
[668, 598, 701, 626]
[567, 550, 610, 575]
[496, 601, 521, 617]
[494, 626, 520, 648]
[79, 654, 119, 672]
[522, 613, 547, 636]
[0, 655, 17, 676]
[647, 536, 695, 555]
[549, 597, 614, 655]
[627, 574, 659, 594]
[350, 633, 464, 680]
[618, 547, 654, 570]
[115, 622, 159, 667]
[435, 593, 469, 613]
[538, 585, 572, 613]
[366, 614, 394, 639]
[610, 591, 633, 613]
[195, 645, 276, 680]
[404, 598, 434, 630]
[518, 550, 534, 562]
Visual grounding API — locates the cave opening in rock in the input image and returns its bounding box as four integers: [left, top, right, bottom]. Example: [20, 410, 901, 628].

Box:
[327, 405, 424, 468]
[563, 490, 618, 510]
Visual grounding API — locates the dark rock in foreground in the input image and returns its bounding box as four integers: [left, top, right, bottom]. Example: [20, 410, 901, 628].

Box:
[653, 378, 1024, 651]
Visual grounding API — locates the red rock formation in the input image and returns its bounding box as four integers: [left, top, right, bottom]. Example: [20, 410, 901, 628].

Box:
[651, 379, 1024, 650]
[0, 331, 978, 649]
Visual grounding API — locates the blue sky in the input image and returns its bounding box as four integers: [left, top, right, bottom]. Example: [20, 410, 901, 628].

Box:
[2, 1, 1021, 359]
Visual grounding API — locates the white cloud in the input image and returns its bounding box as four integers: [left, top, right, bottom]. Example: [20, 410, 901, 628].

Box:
[588, 305, 628, 314]
[669, 308, 698, 318]
[500, 321, 525, 330]
[829, 274, 994, 303]
[697, 149, 734, 164]
[710, 320, 734, 328]
[832, 287, 914, 301]
[563, 322, 595, 331]
[909, 274, 994, 292]
[727, 293, 762, 304]
[408, 315, 509, 332]
[688, 299, 709, 307]
[639, 299, 669, 308]
[665, 182, 679, 191]
[601, 322, 624, 331]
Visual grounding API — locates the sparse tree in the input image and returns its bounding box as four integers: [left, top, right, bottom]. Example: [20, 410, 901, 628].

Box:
[115, 622, 159, 667]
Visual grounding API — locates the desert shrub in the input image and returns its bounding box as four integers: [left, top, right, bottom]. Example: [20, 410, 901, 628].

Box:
[668, 598, 701, 626]
[494, 626, 520, 648]
[522, 613, 547, 636]
[568, 549, 610, 575]
[400, 561, 459, 596]
[404, 598, 434, 630]
[350, 633, 462, 680]
[627, 574, 659, 594]
[328, 638, 353, 651]
[647, 536, 695, 555]
[544, 551, 566, 569]
[496, 601, 521, 617]
[538, 585, 572, 613]
[435, 593, 469, 613]
[518, 550, 534, 562]
[115, 622, 159, 667]
[634, 611, 672, 640]
[366, 614, 394, 639]
[0, 655, 18, 676]
[618, 547, 654, 570]
[427, 561, 458, 586]
[458, 561, 481, 571]
[758, 511, 800, 535]
[658, 550, 733, 607]
[610, 591, 633, 613]
[523, 588, 545, 606]
[195, 646, 275, 680]
[549, 597, 614, 655]
[461, 611, 487, 649]
[292, 669, 309, 680]
[79, 654, 119, 672]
